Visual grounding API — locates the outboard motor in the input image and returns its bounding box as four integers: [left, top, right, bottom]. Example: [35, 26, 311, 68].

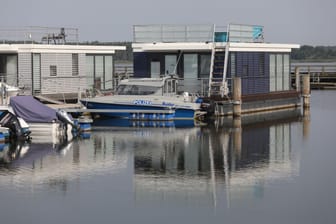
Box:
[56, 109, 80, 132]
[0, 110, 31, 141]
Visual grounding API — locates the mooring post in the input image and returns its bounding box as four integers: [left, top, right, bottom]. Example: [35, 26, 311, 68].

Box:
[232, 77, 241, 117]
[295, 66, 301, 92]
[303, 108, 310, 140]
[233, 117, 242, 160]
[302, 73, 311, 108]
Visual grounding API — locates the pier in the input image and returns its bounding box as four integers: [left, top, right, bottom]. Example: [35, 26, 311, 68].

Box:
[291, 62, 336, 89]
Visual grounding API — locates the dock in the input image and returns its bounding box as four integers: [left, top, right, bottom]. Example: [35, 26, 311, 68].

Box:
[291, 62, 336, 89]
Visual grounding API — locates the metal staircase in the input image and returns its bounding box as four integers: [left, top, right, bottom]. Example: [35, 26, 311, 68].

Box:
[208, 42, 230, 97]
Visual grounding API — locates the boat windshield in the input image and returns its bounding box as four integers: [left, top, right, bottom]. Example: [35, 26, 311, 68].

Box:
[116, 84, 161, 95]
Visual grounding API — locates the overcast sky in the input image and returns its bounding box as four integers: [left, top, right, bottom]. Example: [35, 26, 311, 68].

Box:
[1, 0, 335, 45]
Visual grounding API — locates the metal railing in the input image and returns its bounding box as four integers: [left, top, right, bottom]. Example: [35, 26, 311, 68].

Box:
[133, 24, 214, 43]
[0, 73, 18, 87]
[0, 26, 79, 44]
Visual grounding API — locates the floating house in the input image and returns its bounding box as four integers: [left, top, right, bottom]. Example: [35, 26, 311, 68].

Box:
[0, 27, 125, 101]
[132, 24, 301, 115]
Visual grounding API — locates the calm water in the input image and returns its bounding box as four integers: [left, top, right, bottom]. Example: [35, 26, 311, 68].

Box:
[1, 91, 336, 224]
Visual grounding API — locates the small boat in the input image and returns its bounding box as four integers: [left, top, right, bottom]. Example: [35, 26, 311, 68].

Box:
[9, 96, 80, 143]
[80, 75, 207, 120]
[0, 106, 31, 141]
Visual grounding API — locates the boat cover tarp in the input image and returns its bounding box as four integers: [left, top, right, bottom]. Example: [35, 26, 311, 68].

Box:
[9, 96, 57, 123]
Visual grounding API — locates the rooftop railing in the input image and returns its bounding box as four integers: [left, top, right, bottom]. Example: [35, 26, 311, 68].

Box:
[0, 26, 79, 44]
[133, 24, 215, 43]
[133, 24, 264, 43]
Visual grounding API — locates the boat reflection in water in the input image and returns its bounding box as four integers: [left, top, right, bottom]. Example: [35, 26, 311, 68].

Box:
[0, 131, 127, 191]
[0, 108, 306, 208]
[133, 108, 304, 207]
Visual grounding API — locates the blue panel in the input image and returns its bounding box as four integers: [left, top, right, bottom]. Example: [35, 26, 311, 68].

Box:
[236, 52, 271, 95]
[253, 26, 263, 40]
[214, 32, 228, 42]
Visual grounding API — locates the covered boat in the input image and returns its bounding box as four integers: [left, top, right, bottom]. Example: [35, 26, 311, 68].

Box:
[9, 96, 78, 143]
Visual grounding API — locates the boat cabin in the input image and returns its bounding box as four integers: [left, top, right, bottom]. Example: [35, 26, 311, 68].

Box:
[116, 75, 178, 96]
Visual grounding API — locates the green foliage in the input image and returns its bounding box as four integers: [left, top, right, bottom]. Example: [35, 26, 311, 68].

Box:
[292, 45, 336, 61]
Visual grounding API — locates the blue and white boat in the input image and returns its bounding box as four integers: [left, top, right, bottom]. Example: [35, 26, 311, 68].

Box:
[80, 75, 207, 120]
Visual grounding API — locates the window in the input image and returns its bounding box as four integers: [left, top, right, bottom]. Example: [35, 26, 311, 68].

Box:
[86, 55, 114, 90]
[283, 54, 290, 90]
[184, 54, 198, 93]
[86, 55, 94, 88]
[32, 53, 41, 93]
[50, 65, 57, 76]
[151, 61, 160, 78]
[259, 53, 265, 76]
[270, 54, 276, 91]
[199, 54, 210, 78]
[269, 53, 291, 92]
[165, 55, 177, 75]
[72, 54, 79, 76]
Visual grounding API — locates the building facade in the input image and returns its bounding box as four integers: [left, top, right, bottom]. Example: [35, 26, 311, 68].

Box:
[0, 44, 125, 99]
[132, 24, 299, 97]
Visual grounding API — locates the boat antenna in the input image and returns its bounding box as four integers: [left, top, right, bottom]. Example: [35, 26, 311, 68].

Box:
[173, 50, 183, 76]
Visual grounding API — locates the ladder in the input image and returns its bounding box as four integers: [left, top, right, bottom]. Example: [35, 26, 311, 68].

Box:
[208, 39, 230, 97]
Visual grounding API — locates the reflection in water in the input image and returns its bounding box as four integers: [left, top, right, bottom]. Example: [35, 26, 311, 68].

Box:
[0, 132, 128, 192]
[0, 108, 304, 207]
[133, 109, 303, 206]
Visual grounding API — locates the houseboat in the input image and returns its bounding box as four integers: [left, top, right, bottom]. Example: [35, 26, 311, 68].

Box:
[0, 27, 126, 101]
[131, 24, 301, 116]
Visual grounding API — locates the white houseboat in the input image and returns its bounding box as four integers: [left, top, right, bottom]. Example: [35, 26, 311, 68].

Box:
[0, 27, 126, 101]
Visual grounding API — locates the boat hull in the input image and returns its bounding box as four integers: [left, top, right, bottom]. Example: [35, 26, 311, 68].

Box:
[80, 100, 197, 120]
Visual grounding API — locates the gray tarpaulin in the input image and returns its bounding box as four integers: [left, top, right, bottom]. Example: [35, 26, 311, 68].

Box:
[9, 96, 57, 123]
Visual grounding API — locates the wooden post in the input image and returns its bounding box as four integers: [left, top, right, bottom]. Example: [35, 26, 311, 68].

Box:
[302, 74, 311, 108]
[295, 67, 301, 92]
[232, 77, 241, 117]
[232, 117, 242, 161]
[303, 108, 310, 140]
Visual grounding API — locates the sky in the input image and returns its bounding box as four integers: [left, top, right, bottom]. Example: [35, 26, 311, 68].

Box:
[1, 0, 335, 45]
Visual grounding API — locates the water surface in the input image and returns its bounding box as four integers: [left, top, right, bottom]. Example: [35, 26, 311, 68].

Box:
[0, 90, 335, 224]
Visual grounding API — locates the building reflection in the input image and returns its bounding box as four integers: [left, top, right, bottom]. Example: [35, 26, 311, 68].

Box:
[133, 108, 303, 206]
[0, 131, 128, 192]
[0, 108, 306, 205]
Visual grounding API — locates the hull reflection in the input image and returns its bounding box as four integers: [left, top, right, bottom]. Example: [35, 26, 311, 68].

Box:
[0, 108, 304, 208]
[0, 133, 128, 191]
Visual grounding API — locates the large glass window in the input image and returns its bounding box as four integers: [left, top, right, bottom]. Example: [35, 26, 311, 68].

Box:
[32, 53, 41, 94]
[165, 55, 177, 75]
[86, 55, 114, 90]
[95, 56, 104, 90]
[270, 54, 276, 91]
[6, 55, 17, 86]
[105, 56, 113, 89]
[151, 61, 160, 78]
[86, 55, 94, 88]
[269, 53, 290, 92]
[184, 54, 198, 93]
[276, 54, 283, 91]
[283, 54, 290, 90]
[199, 54, 210, 78]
